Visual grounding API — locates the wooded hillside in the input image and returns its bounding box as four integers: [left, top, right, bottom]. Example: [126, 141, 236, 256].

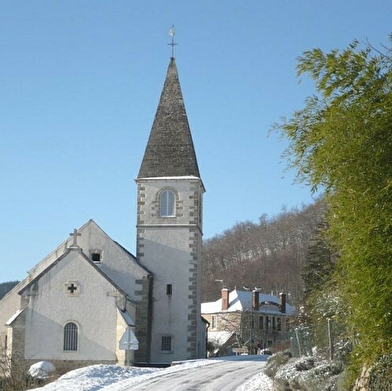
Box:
[0, 281, 19, 300]
[202, 199, 325, 304]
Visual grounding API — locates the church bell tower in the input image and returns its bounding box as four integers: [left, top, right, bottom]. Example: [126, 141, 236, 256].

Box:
[136, 52, 205, 363]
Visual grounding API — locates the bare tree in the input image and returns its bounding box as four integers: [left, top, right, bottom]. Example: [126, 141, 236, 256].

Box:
[202, 199, 326, 304]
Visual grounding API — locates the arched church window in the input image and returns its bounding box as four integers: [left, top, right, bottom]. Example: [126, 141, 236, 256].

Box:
[159, 190, 175, 217]
[64, 322, 78, 351]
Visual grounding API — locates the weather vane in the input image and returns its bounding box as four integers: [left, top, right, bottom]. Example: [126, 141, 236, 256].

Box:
[168, 25, 178, 59]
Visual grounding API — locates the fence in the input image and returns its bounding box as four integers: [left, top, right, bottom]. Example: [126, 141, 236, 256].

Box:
[290, 319, 342, 359]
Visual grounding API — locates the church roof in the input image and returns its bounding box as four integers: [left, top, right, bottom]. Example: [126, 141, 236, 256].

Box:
[118, 308, 135, 327]
[138, 58, 201, 179]
[6, 308, 24, 326]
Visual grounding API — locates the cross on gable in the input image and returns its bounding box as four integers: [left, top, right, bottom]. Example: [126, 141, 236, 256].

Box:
[69, 229, 81, 248]
[67, 283, 77, 294]
[65, 281, 79, 296]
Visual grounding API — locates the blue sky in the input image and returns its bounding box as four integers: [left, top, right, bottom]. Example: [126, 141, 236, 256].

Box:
[1, 1, 391, 282]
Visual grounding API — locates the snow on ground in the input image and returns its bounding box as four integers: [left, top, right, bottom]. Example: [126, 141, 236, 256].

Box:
[30, 358, 273, 391]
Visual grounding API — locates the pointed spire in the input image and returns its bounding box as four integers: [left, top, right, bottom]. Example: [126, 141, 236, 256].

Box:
[138, 58, 201, 178]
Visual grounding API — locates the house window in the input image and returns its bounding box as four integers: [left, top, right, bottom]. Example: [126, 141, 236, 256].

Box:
[64, 322, 78, 351]
[258, 316, 264, 330]
[160, 190, 175, 217]
[211, 315, 217, 330]
[277, 317, 282, 331]
[161, 336, 172, 351]
[272, 317, 276, 331]
[266, 316, 270, 331]
[166, 284, 172, 295]
[91, 252, 101, 263]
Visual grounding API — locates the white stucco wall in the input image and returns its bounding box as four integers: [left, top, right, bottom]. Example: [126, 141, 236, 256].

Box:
[74, 220, 149, 299]
[0, 219, 149, 357]
[23, 250, 122, 361]
[21, 220, 147, 299]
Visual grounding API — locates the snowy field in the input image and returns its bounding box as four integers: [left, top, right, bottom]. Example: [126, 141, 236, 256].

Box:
[29, 356, 273, 391]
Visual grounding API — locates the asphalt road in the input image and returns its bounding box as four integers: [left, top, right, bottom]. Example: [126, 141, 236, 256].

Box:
[120, 355, 270, 391]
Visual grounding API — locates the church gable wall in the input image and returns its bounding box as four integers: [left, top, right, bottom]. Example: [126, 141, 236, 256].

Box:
[77, 221, 149, 300]
[23, 250, 120, 362]
[11, 220, 148, 304]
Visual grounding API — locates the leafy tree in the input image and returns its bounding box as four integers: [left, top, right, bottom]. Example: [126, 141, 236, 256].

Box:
[276, 35, 392, 375]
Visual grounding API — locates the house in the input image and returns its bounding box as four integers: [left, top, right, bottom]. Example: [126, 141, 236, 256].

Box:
[201, 288, 295, 356]
[0, 53, 206, 373]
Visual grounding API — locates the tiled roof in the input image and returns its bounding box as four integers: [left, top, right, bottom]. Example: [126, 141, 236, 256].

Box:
[138, 58, 201, 178]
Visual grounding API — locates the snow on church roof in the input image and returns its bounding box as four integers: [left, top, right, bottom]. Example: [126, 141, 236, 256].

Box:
[6, 308, 24, 326]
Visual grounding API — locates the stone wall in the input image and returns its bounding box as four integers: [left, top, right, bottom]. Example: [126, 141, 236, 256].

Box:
[134, 275, 152, 364]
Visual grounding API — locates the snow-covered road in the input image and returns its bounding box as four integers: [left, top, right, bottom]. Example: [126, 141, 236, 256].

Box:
[33, 355, 273, 391]
[108, 355, 270, 391]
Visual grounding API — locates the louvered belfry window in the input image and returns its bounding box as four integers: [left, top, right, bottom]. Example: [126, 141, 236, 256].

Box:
[160, 190, 175, 217]
[64, 322, 78, 351]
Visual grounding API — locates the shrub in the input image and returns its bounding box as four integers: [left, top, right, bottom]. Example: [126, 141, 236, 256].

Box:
[273, 356, 344, 391]
[367, 353, 392, 391]
[0, 355, 45, 391]
[264, 351, 292, 378]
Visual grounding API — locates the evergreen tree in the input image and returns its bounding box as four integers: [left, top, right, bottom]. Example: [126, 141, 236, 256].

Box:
[301, 221, 347, 356]
[276, 35, 392, 374]
[302, 220, 335, 299]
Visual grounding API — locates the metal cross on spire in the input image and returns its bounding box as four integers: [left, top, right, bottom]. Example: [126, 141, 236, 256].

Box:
[168, 25, 178, 59]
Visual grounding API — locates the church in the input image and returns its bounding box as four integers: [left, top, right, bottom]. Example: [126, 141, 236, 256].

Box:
[0, 53, 206, 372]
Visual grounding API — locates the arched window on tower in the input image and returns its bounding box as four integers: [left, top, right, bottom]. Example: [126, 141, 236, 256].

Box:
[159, 189, 175, 217]
[64, 322, 78, 351]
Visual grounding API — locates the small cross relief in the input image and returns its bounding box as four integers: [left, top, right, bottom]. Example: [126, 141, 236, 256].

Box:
[65, 281, 79, 296]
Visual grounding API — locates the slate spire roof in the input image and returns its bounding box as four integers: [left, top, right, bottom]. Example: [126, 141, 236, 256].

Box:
[138, 58, 201, 178]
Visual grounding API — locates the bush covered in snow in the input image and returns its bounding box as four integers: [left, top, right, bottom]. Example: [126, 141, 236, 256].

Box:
[264, 351, 292, 378]
[267, 355, 344, 391]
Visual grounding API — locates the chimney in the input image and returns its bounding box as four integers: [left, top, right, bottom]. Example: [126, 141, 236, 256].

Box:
[252, 290, 259, 311]
[221, 288, 229, 311]
[279, 292, 286, 314]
